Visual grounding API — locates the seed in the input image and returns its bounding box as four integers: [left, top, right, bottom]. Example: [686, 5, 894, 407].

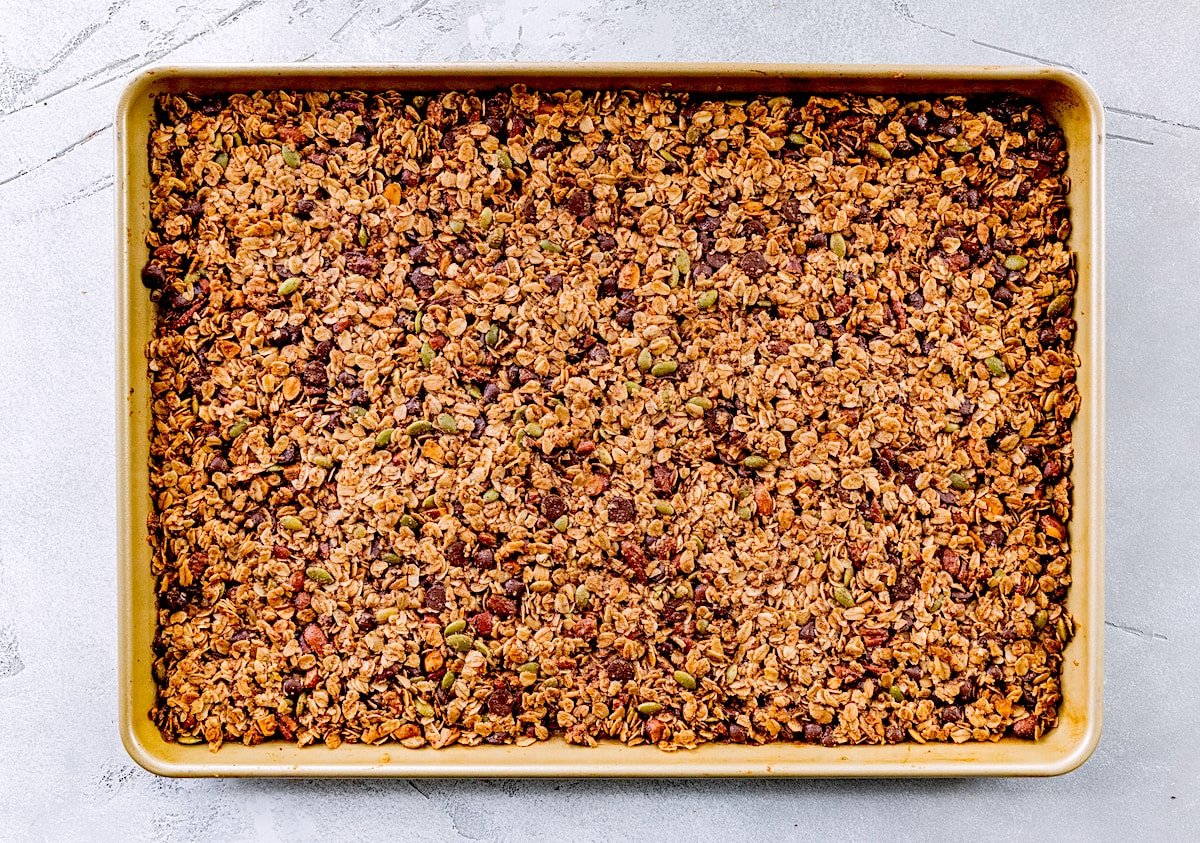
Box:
[890, 685, 904, 703]
[696, 618, 710, 633]
[867, 142, 892, 160]
[440, 671, 457, 691]
[482, 489, 500, 503]
[931, 595, 944, 612]
[653, 499, 675, 516]
[539, 239, 562, 253]
[375, 428, 393, 448]
[1048, 294, 1071, 318]
[497, 149, 513, 169]
[228, 420, 249, 439]
[575, 585, 590, 610]
[400, 514, 421, 533]
[943, 422, 961, 433]
[445, 633, 474, 652]
[381, 551, 404, 565]
[449, 218, 464, 234]
[479, 208, 493, 229]
[675, 251, 691, 275]
[674, 670, 698, 691]
[788, 133, 808, 146]
[414, 699, 435, 718]
[637, 348, 653, 371]
[406, 420, 433, 437]
[413, 310, 423, 333]
[637, 702, 663, 716]
[650, 360, 678, 377]
[306, 566, 333, 584]
[281, 146, 300, 167]
[519, 661, 540, 673]
[949, 473, 970, 491]
[214, 152, 229, 168]
[1004, 254, 1028, 271]
[279, 515, 304, 532]
[1056, 618, 1068, 641]
[444, 619, 467, 636]
[697, 289, 719, 309]
[685, 402, 705, 418]
[984, 356, 1007, 378]
[830, 233, 847, 258]
[375, 607, 398, 623]
[744, 455, 768, 470]
[833, 586, 854, 608]
[657, 148, 676, 163]
[524, 422, 543, 438]
[1034, 609, 1049, 630]
[312, 454, 333, 468]
[436, 413, 458, 434]
[484, 325, 500, 348]
[176, 735, 203, 745]
[466, 384, 482, 399]
[278, 277, 300, 296]
[357, 226, 368, 247]
[420, 341, 434, 368]
[553, 515, 569, 532]
[686, 396, 712, 411]
[736, 505, 752, 520]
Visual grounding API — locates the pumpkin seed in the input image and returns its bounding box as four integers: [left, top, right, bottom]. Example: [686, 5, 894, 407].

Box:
[675, 250, 691, 275]
[830, 232, 847, 258]
[788, 133, 808, 146]
[413, 310, 423, 333]
[445, 633, 474, 652]
[214, 152, 229, 168]
[890, 685, 904, 703]
[436, 413, 458, 434]
[674, 670, 698, 691]
[278, 277, 301, 296]
[736, 505, 752, 520]
[482, 489, 500, 503]
[279, 515, 304, 532]
[519, 661, 540, 673]
[485, 325, 500, 348]
[696, 618, 710, 633]
[653, 499, 675, 516]
[575, 585, 590, 610]
[867, 142, 892, 160]
[375, 428, 393, 448]
[444, 619, 467, 636]
[1004, 254, 1028, 271]
[1048, 294, 1071, 318]
[176, 735, 203, 745]
[744, 455, 768, 470]
[697, 289, 719, 309]
[651, 360, 678, 377]
[381, 551, 404, 565]
[406, 420, 432, 436]
[420, 341, 434, 368]
[553, 515, 569, 532]
[637, 702, 663, 716]
[931, 595, 944, 612]
[306, 566, 333, 584]
[399, 514, 421, 532]
[833, 586, 854, 608]
[497, 149, 513, 169]
[524, 421, 543, 438]
[637, 348, 653, 371]
[479, 207, 493, 229]
[281, 146, 300, 168]
[725, 664, 738, 682]
[228, 420, 249, 439]
[686, 396, 712, 411]
[449, 218, 464, 235]
[943, 421, 961, 433]
[474, 641, 492, 658]
[440, 671, 457, 691]
[414, 699, 435, 718]
[312, 454, 333, 468]
[357, 226, 368, 247]
[949, 473, 970, 491]
[945, 137, 971, 153]
[539, 239, 562, 253]
[984, 356, 1007, 378]
[1034, 609, 1049, 630]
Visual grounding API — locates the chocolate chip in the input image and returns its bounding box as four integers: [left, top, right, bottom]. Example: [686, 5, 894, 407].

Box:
[277, 443, 298, 465]
[300, 361, 327, 387]
[596, 232, 617, 251]
[779, 198, 805, 222]
[473, 547, 495, 568]
[411, 268, 437, 293]
[531, 140, 555, 159]
[615, 307, 635, 329]
[652, 464, 675, 494]
[487, 683, 515, 717]
[344, 251, 378, 276]
[545, 273, 563, 293]
[446, 541, 466, 567]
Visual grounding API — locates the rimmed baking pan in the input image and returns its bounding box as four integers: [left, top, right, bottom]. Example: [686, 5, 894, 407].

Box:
[116, 63, 1104, 777]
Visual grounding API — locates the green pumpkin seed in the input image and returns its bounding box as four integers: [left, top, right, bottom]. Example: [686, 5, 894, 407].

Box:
[696, 618, 710, 633]
[637, 348, 653, 371]
[653, 499, 675, 516]
[553, 515, 569, 532]
[744, 455, 768, 470]
[214, 152, 229, 168]
[1047, 294, 1071, 318]
[485, 325, 500, 348]
[474, 641, 492, 658]
[466, 384, 482, 400]
[890, 685, 904, 703]
[414, 699, 435, 718]
[685, 401, 705, 418]
[943, 422, 961, 433]
[1004, 254, 1028, 271]
[228, 420, 249, 439]
[406, 420, 433, 436]
[686, 396, 712, 411]
[444, 619, 467, 636]
[176, 734, 203, 745]
[281, 146, 300, 168]
[575, 585, 590, 610]
[357, 226, 368, 247]
[306, 566, 333, 584]
[674, 670, 698, 691]
[278, 277, 300, 296]
[984, 356, 1007, 378]
[436, 413, 458, 434]
[931, 595, 944, 612]
[1034, 609, 1049, 630]
[867, 142, 892, 160]
[949, 473, 970, 491]
[685, 125, 702, 144]
[375, 428, 393, 448]
[675, 251, 691, 275]
[440, 671, 457, 691]
[381, 551, 404, 565]
[540, 239, 563, 254]
[519, 661, 540, 673]
[230, 132, 243, 148]
[697, 289, 719, 309]
[420, 341, 434, 368]
[479, 208, 493, 229]
[311, 454, 333, 468]
[413, 310, 423, 333]
[445, 633, 474, 652]
[449, 218, 465, 235]
[497, 149, 513, 169]
[833, 586, 854, 608]
[482, 489, 500, 503]
[399, 514, 421, 532]
[650, 360, 678, 377]
[524, 421, 543, 438]
[830, 232, 847, 259]
[637, 701, 663, 716]
[788, 133, 808, 146]
[279, 515, 304, 532]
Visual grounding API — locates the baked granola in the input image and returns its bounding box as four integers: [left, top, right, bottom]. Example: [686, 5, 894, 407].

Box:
[144, 87, 1078, 750]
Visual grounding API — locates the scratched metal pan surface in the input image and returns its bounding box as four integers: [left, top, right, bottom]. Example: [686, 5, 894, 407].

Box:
[116, 64, 1104, 777]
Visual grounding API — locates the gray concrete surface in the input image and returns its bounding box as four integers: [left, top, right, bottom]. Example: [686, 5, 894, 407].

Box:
[1, 0, 1197, 839]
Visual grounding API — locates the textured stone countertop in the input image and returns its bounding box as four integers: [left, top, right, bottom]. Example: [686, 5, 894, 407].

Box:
[0, 1, 1196, 839]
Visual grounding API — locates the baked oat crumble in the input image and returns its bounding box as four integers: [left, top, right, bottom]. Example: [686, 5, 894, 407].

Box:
[144, 87, 1078, 750]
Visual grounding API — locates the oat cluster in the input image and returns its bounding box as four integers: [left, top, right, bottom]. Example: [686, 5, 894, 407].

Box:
[144, 87, 1078, 750]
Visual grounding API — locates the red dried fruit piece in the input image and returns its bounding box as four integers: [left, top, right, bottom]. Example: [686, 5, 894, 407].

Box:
[861, 627, 889, 648]
[940, 548, 961, 578]
[471, 611, 494, 636]
[605, 656, 635, 682]
[1040, 514, 1067, 541]
[608, 497, 635, 523]
[302, 623, 328, 656]
[652, 464, 675, 494]
[486, 594, 517, 617]
[487, 682, 515, 717]
[645, 717, 666, 743]
[541, 493, 567, 521]
[289, 569, 306, 591]
[424, 583, 447, 611]
[1011, 715, 1039, 739]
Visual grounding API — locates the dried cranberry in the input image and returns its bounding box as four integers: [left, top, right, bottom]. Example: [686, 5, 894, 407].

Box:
[605, 657, 635, 682]
[424, 583, 447, 611]
[541, 494, 567, 521]
[608, 497, 635, 523]
[486, 594, 517, 617]
[141, 263, 167, 290]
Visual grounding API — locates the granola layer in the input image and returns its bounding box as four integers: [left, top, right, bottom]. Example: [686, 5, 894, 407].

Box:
[144, 88, 1078, 749]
